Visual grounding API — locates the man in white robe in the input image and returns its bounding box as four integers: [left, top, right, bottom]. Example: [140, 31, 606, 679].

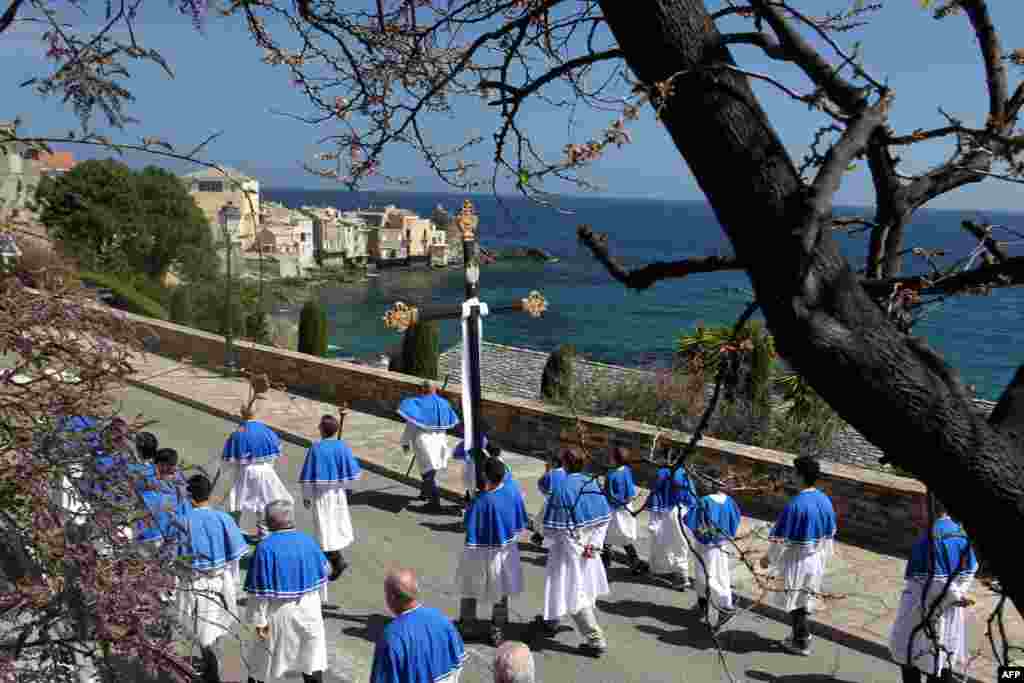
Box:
[244, 500, 329, 683]
[299, 414, 362, 581]
[219, 404, 293, 542]
[398, 381, 458, 513]
[455, 457, 528, 645]
[535, 448, 611, 656]
[888, 498, 977, 683]
[176, 474, 246, 683]
[692, 466, 742, 629]
[760, 456, 837, 656]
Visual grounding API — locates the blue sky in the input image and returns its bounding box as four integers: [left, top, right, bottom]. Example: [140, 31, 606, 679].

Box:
[2, 1, 1023, 210]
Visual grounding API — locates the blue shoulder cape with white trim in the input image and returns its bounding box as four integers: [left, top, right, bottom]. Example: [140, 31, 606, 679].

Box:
[538, 467, 566, 496]
[543, 472, 611, 531]
[770, 489, 837, 546]
[397, 394, 459, 431]
[244, 529, 328, 599]
[370, 605, 466, 683]
[179, 507, 247, 571]
[693, 495, 742, 546]
[905, 516, 977, 580]
[135, 481, 191, 543]
[452, 435, 488, 461]
[222, 421, 281, 465]
[605, 466, 636, 510]
[299, 439, 362, 486]
[649, 467, 697, 513]
[464, 482, 528, 549]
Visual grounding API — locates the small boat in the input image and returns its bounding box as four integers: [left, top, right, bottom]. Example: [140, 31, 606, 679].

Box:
[366, 272, 380, 277]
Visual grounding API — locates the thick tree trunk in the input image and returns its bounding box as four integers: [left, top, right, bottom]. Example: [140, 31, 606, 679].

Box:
[600, 0, 1024, 614]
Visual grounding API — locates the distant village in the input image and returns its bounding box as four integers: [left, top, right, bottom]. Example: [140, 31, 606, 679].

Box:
[0, 131, 467, 279]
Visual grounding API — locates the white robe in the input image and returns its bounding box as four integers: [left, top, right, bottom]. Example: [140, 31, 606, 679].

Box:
[648, 505, 692, 575]
[247, 584, 329, 680]
[543, 523, 610, 620]
[767, 538, 834, 612]
[177, 563, 240, 648]
[694, 543, 734, 611]
[456, 543, 524, 605]
[889, 575, 974, 675]
[606, 507, 638, 546]
[302, 483, 355, 553]
[400, 423, 450, 475]
[223, 461, 293, 519]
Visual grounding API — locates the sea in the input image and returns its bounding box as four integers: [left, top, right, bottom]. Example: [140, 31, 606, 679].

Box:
[263, 188, 1024, 401]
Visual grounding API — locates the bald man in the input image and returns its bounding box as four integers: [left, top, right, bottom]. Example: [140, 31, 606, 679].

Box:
[371, 568, 466, 683]
[494, 642, 535, 683]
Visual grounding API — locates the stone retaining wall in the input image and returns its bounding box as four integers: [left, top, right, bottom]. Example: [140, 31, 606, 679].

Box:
[121, 311, 929, 556]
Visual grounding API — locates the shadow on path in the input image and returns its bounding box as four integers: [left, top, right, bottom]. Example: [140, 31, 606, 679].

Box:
[746, 669, 862, 683]
[328, 612, 392, 645]
[347, 489, 411, 515]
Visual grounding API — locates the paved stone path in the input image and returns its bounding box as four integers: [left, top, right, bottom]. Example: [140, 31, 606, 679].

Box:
[123, 351, 1020, 683]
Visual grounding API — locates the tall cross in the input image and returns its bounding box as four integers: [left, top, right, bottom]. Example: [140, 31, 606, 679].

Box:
[383, 200, 547, 492]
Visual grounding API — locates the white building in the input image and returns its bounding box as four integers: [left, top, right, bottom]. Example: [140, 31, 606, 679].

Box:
[180, 167, 261, 245]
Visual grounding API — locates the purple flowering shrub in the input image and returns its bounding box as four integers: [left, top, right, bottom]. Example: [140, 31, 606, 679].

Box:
[0, 274, 195, 681]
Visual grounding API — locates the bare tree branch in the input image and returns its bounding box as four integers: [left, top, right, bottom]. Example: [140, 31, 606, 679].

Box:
[0, 0, 26, 34]
[962, 220, 1008, 263]
[960, 0, 1008, 127]
[480, 48, 624, 106]
[719, 31, 788, 60]
[748, 0, 870, 113]
[577, 224, 743, 290]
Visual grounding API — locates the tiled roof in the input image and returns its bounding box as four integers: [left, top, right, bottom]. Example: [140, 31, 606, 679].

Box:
[437, 340, 999, 470]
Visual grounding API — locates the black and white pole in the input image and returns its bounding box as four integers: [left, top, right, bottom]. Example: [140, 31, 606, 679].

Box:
[382, 200, 548, 493]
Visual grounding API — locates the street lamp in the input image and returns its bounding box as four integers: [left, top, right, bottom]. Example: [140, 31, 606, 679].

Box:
[219, 201, 242, 372]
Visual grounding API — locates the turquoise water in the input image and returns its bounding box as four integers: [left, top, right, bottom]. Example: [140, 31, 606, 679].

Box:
[265, 189, 1024, 400]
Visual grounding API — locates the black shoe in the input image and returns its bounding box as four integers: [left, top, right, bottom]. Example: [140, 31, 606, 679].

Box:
[579, 641, 607, 658]
[425, 501, 444, 514]
[327, 552, 349, 581]
[631, 560, 649, 576]
[715, 609, 737, 631]
[530, 532, 544, 546]
[532, 615, 560, 637]
[489, 624, 505, 646]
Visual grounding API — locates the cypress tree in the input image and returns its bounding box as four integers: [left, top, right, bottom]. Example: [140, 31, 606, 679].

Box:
[541, 343, 576, 403]
[169, 286, 193, 326]
[298, 300, 328, 357]
[400, 322, 439, 380]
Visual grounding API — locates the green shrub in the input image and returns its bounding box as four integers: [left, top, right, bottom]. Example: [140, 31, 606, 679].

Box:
[298, 300, 328, 357]
[400, 321, 439, 380]
[78, 271, 168, 320]
[245, 311, 271, 345]
[540, 343, 576, 404]
[169, 287, 194, 325]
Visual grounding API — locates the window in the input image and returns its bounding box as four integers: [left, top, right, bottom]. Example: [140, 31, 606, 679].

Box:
[197, 180, 224, 192]
[300, 233, 307, 242]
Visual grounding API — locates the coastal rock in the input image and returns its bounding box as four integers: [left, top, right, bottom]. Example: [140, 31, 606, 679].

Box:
[490, 246, 557, 262]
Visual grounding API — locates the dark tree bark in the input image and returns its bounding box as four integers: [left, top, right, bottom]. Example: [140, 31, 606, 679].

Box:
[599, 0, 1024, 615]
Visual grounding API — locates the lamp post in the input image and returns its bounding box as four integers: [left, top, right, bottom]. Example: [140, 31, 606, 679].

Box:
[382, 200, 548, 492]
[219, 201, 242, 372]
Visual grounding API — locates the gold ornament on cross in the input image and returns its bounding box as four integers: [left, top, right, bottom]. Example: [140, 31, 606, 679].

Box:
[458, 199, 478, 241]
[521, 290, 547, 318]
[382, 301, 420, 332]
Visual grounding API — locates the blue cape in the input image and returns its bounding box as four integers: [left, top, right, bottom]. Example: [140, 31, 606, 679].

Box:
[464, 482, 528, 549]
[543, 472, 611, 531]
[136, 481, 191, 543]
[906, 516, 978, 580]
[693, 495, 742, 546]
[538, 467, 566, 496]
[179, 507, 247, 571]
[222, 421, 281, 465]
[370, 605, 466, 683]
[397, 394, 459, 431]
[770, 489, 837, 546]
[128, 462, 157, 495]
[649, 466, 697, 513]
[59, 415, 100, 450]
[605, 466, 636, 510]
[299, 439, 362, 486]
[244, 529, 328, 599]
[452, 435, 488, 461]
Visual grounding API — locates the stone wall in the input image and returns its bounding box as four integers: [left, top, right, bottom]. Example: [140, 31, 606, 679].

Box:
[117, 310, 933, 557]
